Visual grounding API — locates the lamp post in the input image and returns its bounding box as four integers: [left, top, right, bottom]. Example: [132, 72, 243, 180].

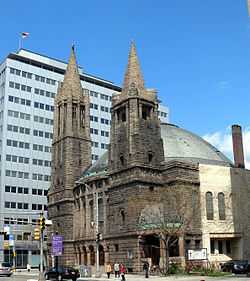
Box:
[39, 213, 45, 281]
[95, 191, 100, 277]
[83, 183, 100, 277]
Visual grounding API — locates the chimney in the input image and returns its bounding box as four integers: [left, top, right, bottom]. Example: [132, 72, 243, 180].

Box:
[232, 125, 245, 168]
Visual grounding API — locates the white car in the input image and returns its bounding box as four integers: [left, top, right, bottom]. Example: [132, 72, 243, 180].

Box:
[0, 262, 13, 277]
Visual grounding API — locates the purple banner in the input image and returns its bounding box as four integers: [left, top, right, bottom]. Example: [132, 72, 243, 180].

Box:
[52, 235, 63, 256]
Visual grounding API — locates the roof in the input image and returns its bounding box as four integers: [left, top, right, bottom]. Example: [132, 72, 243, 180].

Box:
[6, 50, 122, 92]
[83, 123, 233, 177]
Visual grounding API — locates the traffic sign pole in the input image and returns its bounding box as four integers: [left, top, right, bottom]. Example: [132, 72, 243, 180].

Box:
[39, 214, 45, 281]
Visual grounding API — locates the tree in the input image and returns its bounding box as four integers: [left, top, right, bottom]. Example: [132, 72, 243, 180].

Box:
[130, 185, 196, 274]
[137, 207, 185, 274]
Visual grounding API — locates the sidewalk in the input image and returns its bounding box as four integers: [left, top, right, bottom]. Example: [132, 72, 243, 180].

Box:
[77, 274, 237, 281]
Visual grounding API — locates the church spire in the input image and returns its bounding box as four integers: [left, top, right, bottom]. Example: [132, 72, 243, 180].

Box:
[59, 45, 82, 98]
[122, 41, 145, 95]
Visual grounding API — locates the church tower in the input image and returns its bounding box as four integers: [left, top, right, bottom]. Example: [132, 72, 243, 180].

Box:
[109, 42, 164, 172]
[48, 46, 91, 265]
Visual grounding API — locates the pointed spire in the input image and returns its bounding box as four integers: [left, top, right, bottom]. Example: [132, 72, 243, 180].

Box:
[122, 42, 145, 95]
[60, 46, 82, 98]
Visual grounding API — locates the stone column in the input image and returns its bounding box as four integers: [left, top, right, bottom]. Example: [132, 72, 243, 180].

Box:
[87, 247, 91, 265]
[178, 236, 185, 257]
[104, 244, 109, 265]
[178, 236, 186, 268]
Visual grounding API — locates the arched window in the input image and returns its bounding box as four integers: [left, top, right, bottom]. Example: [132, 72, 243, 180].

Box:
[82, 246, 87, 265]
[206, 192, 214, 220]
[80, 105, 85, 127]
[89, 245, 95, 265]
[120, 155, 124, 166]
[148, 152, 153, 163]
[89, 200, 94, 224]
[120, 209, 125, 224]
[99, 245, 105, 266]
[98, 198, 104, 222]
[218, 192, 226, 220]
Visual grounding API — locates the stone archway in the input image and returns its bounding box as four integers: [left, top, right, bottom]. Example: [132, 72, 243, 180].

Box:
[99, 245, 105, 266]
[139, 235, 160, 266]
[89, 245, 95, 266]
[82, 246, 87, 265]
[78, 246, 82, 265]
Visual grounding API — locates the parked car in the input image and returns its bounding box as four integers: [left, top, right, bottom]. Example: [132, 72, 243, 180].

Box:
[44, 266, 80, 281]
[0, 262, 13, 277]
[221, 260, 249, 274]
[245, 263, 250, 277]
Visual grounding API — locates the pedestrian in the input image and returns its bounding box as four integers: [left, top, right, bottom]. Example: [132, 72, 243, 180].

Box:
[27, 263, 31, 272]
[143, 261, 149, 278]
[120, 263, 126, 281]
[106, 262, 112, 279]
[114, 262, 120, 278]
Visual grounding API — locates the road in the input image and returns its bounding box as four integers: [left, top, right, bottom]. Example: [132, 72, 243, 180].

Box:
[0, 271, 250, 281]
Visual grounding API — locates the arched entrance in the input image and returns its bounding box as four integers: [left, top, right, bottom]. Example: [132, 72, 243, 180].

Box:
[78, 247, 81, 265]
[82, 246, 87, 265]
[89, 245, 95, 265]
[140, 235, 160, 266]
[99, 245, 105, 266]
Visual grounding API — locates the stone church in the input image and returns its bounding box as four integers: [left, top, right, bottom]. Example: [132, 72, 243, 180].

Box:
[48, 44, 250, 273]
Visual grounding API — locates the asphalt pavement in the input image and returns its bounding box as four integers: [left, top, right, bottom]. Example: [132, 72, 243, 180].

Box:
[3, 270, 250, 281]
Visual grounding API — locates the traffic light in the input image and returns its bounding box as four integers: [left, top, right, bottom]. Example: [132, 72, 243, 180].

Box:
[40, 217, 46, 232]
[34, 228, 40, 240]
[3, 232, 9, 240]
[96, 233, 102, 242]
[96, 233, 100, 242]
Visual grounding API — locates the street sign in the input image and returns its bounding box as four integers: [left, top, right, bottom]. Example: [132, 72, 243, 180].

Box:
[4, 225, 10, 234]
[9, 234, 14, 246]
[3, 241, 9, 249]
[187, 248, 207, 260]
[52, 235, 63, 256]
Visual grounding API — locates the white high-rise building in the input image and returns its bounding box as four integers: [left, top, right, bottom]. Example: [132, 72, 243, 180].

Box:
[0, 49, 169, 267]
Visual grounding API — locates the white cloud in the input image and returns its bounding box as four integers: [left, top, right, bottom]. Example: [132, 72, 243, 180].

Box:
[203, 127, 250, 169]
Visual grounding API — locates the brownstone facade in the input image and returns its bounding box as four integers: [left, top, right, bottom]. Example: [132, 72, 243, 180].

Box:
[49, 43, 250, 273]
[48, 47, 91, 266]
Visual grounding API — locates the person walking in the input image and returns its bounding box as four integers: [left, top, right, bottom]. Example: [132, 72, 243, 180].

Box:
[114, 262, 120, 278]
[106, 263, 112, 279]
[143, 261, 149, 278]
[120, 263, 126, 281]
[27, 263, 31, 272]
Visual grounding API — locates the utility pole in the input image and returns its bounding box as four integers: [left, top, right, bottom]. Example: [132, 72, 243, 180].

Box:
[39, 214, 46, 281]
[95, 191, 100, 277]
[83, 183, 100, 277]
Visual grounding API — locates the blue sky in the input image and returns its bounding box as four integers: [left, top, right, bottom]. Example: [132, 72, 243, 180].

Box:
[1, 0, 250, 165]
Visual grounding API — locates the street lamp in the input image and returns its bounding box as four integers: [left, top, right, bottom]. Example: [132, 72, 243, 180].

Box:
[83, 183, 100, 277]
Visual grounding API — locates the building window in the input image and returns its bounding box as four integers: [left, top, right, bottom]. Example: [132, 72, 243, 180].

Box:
[80, 105, 85, 127]
[148, 152, 153, 163]
[120, 210, 125, 224]
[226, 240, 231, 254]
[142, 104, 152, 120]
[210, 239, 215, 254]
[117, 107, 126, 122]
[115, 244, 119, 252]
[90, 200, 94, 224]
[72, 104, 77, 119]
[120, 155, 124, 166]
[206, 192, 214, 220]
[218, 240, 223, 254]
[218, 192, 226, 220]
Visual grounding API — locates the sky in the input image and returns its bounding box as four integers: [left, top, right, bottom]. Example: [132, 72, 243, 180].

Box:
[1, 0, 250, 167]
